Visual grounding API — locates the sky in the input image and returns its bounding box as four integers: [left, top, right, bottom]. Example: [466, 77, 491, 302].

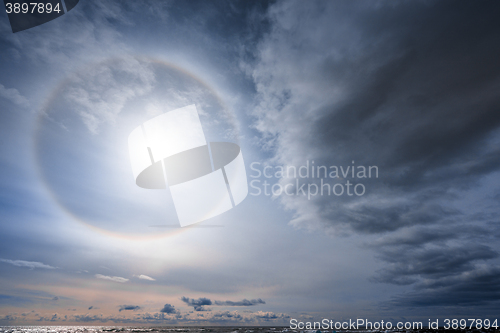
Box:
[1, 0, 500, 326]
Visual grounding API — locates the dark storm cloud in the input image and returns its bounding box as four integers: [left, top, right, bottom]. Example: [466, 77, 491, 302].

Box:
[160, 303, 178, 314]
[118, 305, 141, 312]
[255, 0, 500, 232]
[252, 0, 500, 309]
[181, 297, 212, 311]
[333, 203, 461, 234]
[371, 244, 498, 285]
[369, 225, 488, 248]
[388, 266, 500, 307]
[214, 298, 265, 306]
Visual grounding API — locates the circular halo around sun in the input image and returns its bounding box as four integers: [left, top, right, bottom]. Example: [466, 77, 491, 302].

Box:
[34, 56, 239, 239]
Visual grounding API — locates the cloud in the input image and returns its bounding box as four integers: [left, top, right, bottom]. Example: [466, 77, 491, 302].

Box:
[0, 84, 30, 108]
[160, 304, 178, 314]
[214, 298, 266, 306]
[6, 308, 291, 325]
[75, 270, 89, 274]
[181, 297, 266, 311]
[181, 297, 212, 311]
[0, 315, 18, 322]
[254, 311, 290, 321]
[250, 0, 500, 309]
[118, 305, 141, 312]
[36, 313, 63, 322]
[371, 243, 498, 285]
[211, 310, 243, 321]
[0, 259, 56, 270]
[387, 266, 500, 307]
[136, 274, 156, 281]
[180, 310, 291, 324]
[73, 314, 107, 323]
[137, 312, 180, 321]
[95, 274, 129, 283]
[62, 57, 156, 134]
[253, 0, 500, 234]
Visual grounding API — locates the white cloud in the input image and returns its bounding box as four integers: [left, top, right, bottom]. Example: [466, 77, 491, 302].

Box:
[250, 1, 369, 232]
[254, 310, 289, 320]
[0, 259, 56, 269]
[0, 84, 30, 108]
[136, 274, 156, 281]
[95, 274, 129, 283]
[63, 57, 156, 134]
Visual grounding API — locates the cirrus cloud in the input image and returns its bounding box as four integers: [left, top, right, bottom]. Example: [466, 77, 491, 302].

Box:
[95, 274, 129, 283]
[0, 259, 56, 270]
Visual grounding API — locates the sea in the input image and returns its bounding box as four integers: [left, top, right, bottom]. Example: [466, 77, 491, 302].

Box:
[0, 328, 289, 333]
